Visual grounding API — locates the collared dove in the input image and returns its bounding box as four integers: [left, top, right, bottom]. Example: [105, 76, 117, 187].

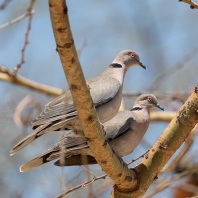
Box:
[10, 50, 145, 156]
[19, 94, 164, 172]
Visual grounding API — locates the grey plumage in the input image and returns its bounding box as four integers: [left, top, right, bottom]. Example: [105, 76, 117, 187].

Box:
[20, 94, 163, 172]
[10, 50, 145, 156]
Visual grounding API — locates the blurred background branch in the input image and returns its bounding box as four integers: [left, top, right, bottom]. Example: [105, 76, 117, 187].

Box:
[13, 0, 35, 74]
[0, 66, 64, 96]
[0, 10, 35, 29]
[0, 0, 11, 10]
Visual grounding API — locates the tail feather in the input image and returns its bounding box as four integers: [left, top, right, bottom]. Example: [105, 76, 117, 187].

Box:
[20, 150, 54, 172]
[10, 124, 49, 156]
[10, 133, 39, 156]
[10, 118, 73, 155]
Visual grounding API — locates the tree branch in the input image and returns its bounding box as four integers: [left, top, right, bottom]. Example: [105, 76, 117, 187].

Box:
[13, 0, 36, 74]
[123, 91, 186, 102]
[111, 86, 198, 197]
[56, 151, 148, 198]
[0, 66, 63, 96]
[179, 0, 198, 9]
[0, 0, 11, 10]
[0, 10, 35, 29]
[150, 111, 175, 122]
[48, 0, 137, 194]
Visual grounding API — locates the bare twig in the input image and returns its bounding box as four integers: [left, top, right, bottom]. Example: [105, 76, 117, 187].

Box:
[144, 164, 198, 198]
[179, 0, 198, 9]
[0, 0, 11, 10]
[55, 152, 147, 198]
[14, 95, 42, 126]
[123, 91, 187, 102]
[81, 166, 95, 178]
[77, 40, 87, 57]
[0, 66, 189, 101]
[127, 150, 150, 166]
[60, 167, 66, 193]
[13, 0, 36, 74]
[55, 174, 107, 198]
[66, 170, 83, 185]
[0, 66, 64, 96]
[147, 48, 198, 91]
[81, 165, 95, 196]
[0, 10, 35, 29]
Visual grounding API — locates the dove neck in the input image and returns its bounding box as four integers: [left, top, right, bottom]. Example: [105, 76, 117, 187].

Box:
[105, 63, 125, 84]
[109, 63, 122, 68]
[131, 107, 143, 111]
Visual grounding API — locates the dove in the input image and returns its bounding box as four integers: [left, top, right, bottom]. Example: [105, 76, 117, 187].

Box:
[19, 94, 164, 172]
[10, 50, 145, 156]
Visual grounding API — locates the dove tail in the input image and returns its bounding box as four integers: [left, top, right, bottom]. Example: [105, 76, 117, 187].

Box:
[10, 124, 50, 156]
[20, 151, 54, 172]
[10, 132, 39, 156]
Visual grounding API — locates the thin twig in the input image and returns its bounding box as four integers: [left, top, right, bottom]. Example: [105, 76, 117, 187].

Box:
[55, 174, 107, 198]
[144, 165, 198, 198]
[77, 40, 87, 57]
[55, 152, 147, 198]
[0, 10, 35, 29]
[14, 95, 42, 126]
[60, 167, 66, 193]
[179, 0, 198, 9]
[66, 170, 83, 185]
[127, 150, 150, 166]
[147, 48, 198, 91]
[0, 0, 11, 10]
[13, 0, 35, 74]
[81, 166, 96, 178]
[123, 91, 187, 102]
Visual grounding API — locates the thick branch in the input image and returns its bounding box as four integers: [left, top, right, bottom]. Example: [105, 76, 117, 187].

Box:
[111, 86, 198, 197]
[179, 0, 198, 9]
[0, 67, 63, 96]
[48, 0, 137, 192]
[150, 111, 175, 122]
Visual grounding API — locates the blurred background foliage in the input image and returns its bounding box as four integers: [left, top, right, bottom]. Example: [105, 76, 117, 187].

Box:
[0, 0, 198, 197]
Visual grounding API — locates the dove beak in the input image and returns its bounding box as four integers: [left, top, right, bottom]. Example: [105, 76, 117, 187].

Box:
[155, 104, 164, 111]
[139, 61, 146, 69]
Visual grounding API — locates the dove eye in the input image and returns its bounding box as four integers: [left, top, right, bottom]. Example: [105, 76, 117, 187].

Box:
[129, 52, 136, 59]
[147, 97, 153, 103]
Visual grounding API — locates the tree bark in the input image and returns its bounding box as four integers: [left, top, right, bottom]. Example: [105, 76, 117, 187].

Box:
[48, 0, 137, 192]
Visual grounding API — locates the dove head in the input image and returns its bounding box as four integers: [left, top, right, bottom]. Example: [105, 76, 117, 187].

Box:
[134, 94, 164, 111]
[113, 50, 146, 72]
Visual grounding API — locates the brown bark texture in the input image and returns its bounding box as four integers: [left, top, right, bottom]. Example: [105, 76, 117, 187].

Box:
[48, 0, 137, 192]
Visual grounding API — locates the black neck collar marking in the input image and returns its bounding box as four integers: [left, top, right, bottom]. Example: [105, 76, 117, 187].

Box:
[109, 63, 122, 68]
[131, 107, 143, 111]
